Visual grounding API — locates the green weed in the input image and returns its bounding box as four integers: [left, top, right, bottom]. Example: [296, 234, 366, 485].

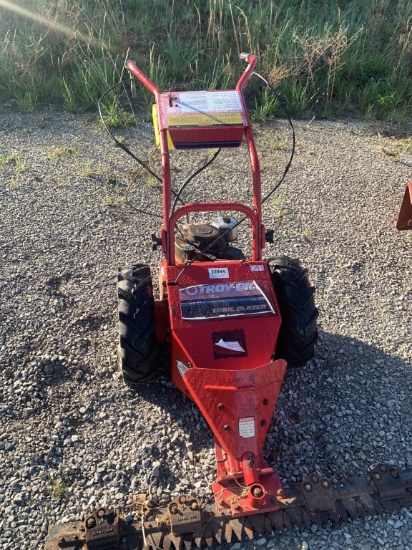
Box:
[1, 154, 26, 173]
[102, 175, 123, 206]
[270, 194, 289, 218]
[49, 479, 68, 500]
[0, 0, 411, 121]
[0, 154, 18, 164]
[58, 77, 76, 113]
[47, 146, 75, 159]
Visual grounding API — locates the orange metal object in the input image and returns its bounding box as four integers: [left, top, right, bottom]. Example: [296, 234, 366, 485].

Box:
[397, 181, 412, 230]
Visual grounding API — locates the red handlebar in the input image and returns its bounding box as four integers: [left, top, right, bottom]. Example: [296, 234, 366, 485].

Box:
[124, 60, 160, 98]
[125, 53, 257, 96]
[236, 53, 257, 92]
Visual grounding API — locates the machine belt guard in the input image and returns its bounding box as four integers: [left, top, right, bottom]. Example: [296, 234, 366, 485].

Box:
[45, 464, 412, 550]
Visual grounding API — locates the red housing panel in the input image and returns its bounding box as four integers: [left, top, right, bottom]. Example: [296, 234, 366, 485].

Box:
[183, 360, 286, 458]
[397, 181, 412, 230]
[162, 262, 281, 376]
[156, 90, 248, 148]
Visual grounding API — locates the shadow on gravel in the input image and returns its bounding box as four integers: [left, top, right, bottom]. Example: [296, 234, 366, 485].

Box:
[271, 330, 411, 484]
[126, 330, 411, 486]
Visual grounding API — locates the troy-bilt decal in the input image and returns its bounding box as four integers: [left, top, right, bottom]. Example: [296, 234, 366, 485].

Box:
[183, 281, 257, 297]
[177, 360, 189, 378]
[208, 267, 229, 279]
[239, 417, 255, 439]
[215, 339, 245, 353]
[180, 281, 275, 320]
[250, 264, 265, 272]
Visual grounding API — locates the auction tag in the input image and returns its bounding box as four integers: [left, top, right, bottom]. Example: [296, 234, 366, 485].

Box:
[239, 417, 255, 438]
[208, 267, 229, 279]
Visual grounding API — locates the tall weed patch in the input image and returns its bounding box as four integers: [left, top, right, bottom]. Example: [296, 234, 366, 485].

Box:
[0, 0, 410, 120]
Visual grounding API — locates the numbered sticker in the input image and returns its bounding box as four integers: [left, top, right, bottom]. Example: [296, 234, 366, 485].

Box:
[250, 264, 265, 272]
[208, 267, 229, 279]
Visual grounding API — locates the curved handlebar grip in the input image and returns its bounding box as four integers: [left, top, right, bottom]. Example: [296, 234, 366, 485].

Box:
[240, 52, 252, 61]
[125, 60, 160, 98]
[236, 53, 257, 92]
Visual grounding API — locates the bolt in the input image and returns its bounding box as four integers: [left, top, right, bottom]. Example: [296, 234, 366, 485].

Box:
[304, 483, 312, 493]
[263, 398, 269, 405]
[321, 479, 330, 489]
[218, 403, 224, 410]
[311, 475, 319, 483]
[390, 468, 399, 479]
[169, 504, 178, 515]
[251, 486, 264, 497]
[379, 464, 387, 473]
[86, 517, 96, 529]
[190, 501, 199, 511]
[224, 425, 230, 431]
[373, 472, 381, 481]
[260, 419, 266, 427]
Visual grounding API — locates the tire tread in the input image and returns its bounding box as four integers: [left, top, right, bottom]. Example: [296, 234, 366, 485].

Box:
[268, 256, 318, 367]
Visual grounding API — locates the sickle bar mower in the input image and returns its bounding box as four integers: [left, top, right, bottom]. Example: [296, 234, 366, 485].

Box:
[46, 55, 412, 550]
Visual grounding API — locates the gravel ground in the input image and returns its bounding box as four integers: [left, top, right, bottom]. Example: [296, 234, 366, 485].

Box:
[0, 111, 411, 550]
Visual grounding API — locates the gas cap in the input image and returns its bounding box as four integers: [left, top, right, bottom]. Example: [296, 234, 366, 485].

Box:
[211, 216, 239, 242]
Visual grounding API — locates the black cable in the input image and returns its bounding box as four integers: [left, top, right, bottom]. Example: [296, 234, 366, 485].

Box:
[253, 71, 295, 204]
[174, 74, 295, 284]
[98, 81, 163, 184]
[98, 80, 186, 215]
[171, 148, 221, 215]
[99, 82, 221, 224]
[124, 146, 163, 219]
[172, 149, 223, 256]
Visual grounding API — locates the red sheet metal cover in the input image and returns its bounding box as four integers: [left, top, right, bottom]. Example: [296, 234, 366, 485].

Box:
[183, 360, 287, 458]
[156, 90, 248, 148]
[397, 181, 412, 230]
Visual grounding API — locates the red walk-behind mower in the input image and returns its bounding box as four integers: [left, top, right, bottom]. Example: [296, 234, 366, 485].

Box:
[46, 54, 412, 550]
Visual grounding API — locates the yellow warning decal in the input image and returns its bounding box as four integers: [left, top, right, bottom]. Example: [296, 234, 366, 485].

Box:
[152, 104, 175, 149]
[168, 112, 243, 127]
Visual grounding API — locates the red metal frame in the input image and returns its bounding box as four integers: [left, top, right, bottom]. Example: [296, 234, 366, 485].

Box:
[125, 55, 263, 265]
[126, 54, 288, 515]
[397, 181, 412, 230]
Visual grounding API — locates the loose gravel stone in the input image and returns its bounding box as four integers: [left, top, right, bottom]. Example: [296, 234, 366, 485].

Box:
[0, 112, 411, 550]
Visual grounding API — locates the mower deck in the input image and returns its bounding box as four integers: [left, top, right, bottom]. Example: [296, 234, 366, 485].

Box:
[45, 464, 412, 550]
